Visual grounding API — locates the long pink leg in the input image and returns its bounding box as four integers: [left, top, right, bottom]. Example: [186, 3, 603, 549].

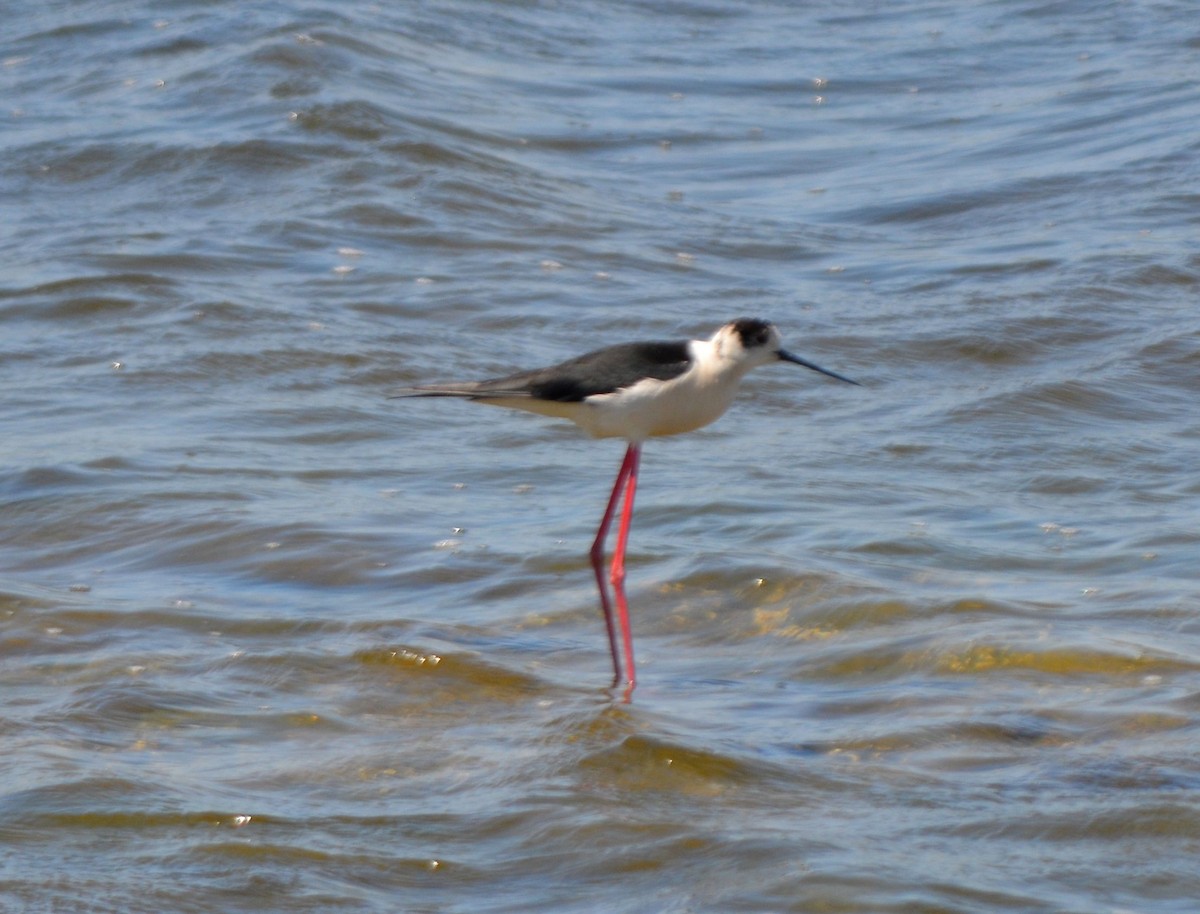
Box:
[608, 444, 640, 687]
[590, 443, 639, 687]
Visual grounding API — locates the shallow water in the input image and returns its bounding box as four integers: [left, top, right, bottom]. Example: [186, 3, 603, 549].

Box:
[3, 1, 1200, 911]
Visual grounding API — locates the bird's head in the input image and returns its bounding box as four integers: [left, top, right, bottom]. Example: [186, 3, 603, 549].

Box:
[714, 318, 860, 385]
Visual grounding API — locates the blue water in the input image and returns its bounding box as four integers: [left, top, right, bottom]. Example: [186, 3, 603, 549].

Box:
[3, 2, 1200, 912]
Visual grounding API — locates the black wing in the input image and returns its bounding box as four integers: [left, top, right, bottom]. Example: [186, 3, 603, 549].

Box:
[472, 339, 693, 402]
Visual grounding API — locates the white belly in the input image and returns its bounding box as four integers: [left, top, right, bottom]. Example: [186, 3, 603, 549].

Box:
[572, 372, 743, 441]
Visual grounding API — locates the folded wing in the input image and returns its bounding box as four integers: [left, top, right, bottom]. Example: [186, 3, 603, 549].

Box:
[392, 340, 692, 403]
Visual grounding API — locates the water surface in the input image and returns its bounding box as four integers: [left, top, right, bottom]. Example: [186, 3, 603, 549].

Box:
[3, 1, 1200, 911]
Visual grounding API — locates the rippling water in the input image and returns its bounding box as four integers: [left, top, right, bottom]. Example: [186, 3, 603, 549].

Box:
[4, 1, 1200, 911]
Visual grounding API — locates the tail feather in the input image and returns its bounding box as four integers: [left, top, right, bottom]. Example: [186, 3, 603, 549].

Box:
[389, 382, 533, 400]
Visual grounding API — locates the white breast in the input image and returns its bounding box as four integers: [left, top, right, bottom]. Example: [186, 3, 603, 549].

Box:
[572, 344, 750, 441]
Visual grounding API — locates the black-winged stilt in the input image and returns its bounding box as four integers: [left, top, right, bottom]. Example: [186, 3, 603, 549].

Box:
[392, 318, 858, 690]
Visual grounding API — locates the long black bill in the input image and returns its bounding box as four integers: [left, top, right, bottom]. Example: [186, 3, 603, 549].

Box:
[778, 349, 861, 386]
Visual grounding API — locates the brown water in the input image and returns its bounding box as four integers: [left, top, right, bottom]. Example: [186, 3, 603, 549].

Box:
[3, 2, 1200, 912]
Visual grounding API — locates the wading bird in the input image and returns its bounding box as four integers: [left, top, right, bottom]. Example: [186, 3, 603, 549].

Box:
[392, 318, 858, 691]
